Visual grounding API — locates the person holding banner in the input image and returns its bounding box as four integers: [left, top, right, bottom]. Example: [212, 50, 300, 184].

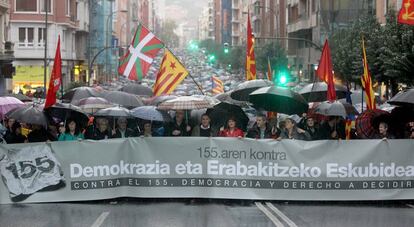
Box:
[112, 117, 136, 138]
[58, 119, 84, 141]
[246, 114, 279, 139]
[165, 110, 192, 137]
[85, 118, 112, 140]
[279, 118, 311, 141]
[218, 117, 244, 138]
[373, 122, 395, 139]
[192, 114, 217, 137]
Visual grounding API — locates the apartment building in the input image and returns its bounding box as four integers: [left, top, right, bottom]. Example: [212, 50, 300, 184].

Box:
[198, 0, 215, 41]
[10, 0, 78, 92]
[0, 0, 13, 94]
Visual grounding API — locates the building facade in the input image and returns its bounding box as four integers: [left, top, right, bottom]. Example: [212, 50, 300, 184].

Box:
[198, 0, 215, 41]
[10, 0, 78, 92]
[0, 0, 13, 95]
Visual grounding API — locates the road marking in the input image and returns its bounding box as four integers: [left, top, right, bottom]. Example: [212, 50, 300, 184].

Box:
[91, 211, 110, 227]
[266, 202, 298, 227]
[255, 202, 285, 227]
[406, 204, 414, 208]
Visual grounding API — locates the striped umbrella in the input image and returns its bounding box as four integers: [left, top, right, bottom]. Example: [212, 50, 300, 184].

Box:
[355, 109, 390, 139]
[157, 96, 212, 110]
[0, 97, 25, 119]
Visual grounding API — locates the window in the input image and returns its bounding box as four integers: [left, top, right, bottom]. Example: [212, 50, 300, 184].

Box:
[15, 0, 37, 12]
[18, 28, 34, 47]
[65, 0, 70, 16]
[40, 0, 52, 13]
[38, 28, 46, 47]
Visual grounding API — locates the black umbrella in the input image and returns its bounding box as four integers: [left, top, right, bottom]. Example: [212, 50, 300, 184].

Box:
[63, 86, 107, 102]
[101, 91, 144, 108]
[299, 82, 348, 102]
[6, 105, 49, 127]
[230, 79, 273, 101]
[119, 84, 153, 97]
[214, 92, 249, 107]
[206, 102, 249, 131]
[249, 86, 309, 115]
[44, 103, 89, 127]
[388, 88, 414, 108]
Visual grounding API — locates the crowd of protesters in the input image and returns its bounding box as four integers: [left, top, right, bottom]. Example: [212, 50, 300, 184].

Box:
[1, 109, 413, 144]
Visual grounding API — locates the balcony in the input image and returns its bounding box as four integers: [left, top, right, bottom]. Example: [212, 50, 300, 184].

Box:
[232, 18, 240, 23]
[287, 13, 317, 33]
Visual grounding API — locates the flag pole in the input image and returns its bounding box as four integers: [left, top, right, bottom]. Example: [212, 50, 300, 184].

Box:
[165, 47, 205, 95]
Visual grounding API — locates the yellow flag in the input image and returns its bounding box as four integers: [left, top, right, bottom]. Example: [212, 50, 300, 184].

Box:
[153, 49, 189, 96]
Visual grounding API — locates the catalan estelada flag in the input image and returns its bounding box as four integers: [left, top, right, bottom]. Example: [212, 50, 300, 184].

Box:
[211, 75, 224, 94]
[361, 37, 376, 110]
[246, 11, 256, 81]
[153, 49, 189, 96]
[398, 0, 414, 25]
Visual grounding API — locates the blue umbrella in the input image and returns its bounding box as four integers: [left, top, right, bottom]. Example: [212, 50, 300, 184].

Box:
[130, 106, 172, 122]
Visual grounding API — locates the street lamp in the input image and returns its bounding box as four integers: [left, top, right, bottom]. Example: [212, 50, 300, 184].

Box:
[106, 8, 128, 82]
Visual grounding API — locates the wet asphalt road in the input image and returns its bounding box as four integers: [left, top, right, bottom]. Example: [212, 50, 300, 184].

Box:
[1, 199, 414, 227]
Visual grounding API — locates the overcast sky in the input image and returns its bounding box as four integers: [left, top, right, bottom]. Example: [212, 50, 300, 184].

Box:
[158, 0, 207, 26]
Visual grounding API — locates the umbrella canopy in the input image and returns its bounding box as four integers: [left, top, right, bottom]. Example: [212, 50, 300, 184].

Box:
[299, 82, 348, 102]
[6, 105, 48, 127]
[214, 92, 249, 107]
[3, 94, 32, 102]
[192, 95, 220, 106]
[355, 109, 391, 139]
[0, 97, 25, 119]
[206, 102, 249, 131]
[44, 103, 89, 127]
[144, 95, 177, 106]
[157, 96, 213, 110]
[119, 84, 153, 97]
[63, 86, 107, 102]
[130, 106, 172, 122]
[388, 88, 414, 108]
[314, 101, 359, 118]
[94, 106, 131, 117]
[74, 97, 115, 114]
[249, 86, 308, 115]
[230, 79, 273, 101]
[101, 91, 144, 108]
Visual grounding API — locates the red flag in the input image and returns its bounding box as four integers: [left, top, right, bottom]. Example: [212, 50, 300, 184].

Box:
[246, 11, 256, 80]
[316, 40, 336, 102]
[44, 36, 62, 109]
[398, 0, 414, 25]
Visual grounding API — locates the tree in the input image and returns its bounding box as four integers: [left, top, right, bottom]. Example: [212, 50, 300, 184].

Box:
[330, 15, 381, 83]
[376, 11, 414, 94]
[158, 20, 179, 48]
[255, 41, 288, 75]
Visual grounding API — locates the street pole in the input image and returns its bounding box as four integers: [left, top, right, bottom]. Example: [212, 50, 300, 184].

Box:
[43, 0, 48, 96]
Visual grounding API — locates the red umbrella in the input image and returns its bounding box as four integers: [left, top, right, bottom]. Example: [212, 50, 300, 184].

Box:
[355, 109, 390, 139]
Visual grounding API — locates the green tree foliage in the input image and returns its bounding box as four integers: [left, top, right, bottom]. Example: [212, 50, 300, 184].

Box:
[199, 39, 244, 71]
[255, 41, 288, 74]
[331, 12, 414, 93]
[158, 20, 179, 48]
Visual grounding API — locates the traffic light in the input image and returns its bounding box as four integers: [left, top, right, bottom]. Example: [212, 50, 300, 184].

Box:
[223, 42, 229, 54]
[208, 54, 216, 62]
[188, 40, 199, 51]
[274, 69, 289, 86]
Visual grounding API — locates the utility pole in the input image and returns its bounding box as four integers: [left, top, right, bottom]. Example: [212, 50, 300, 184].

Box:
[43, 0, 48, 96]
